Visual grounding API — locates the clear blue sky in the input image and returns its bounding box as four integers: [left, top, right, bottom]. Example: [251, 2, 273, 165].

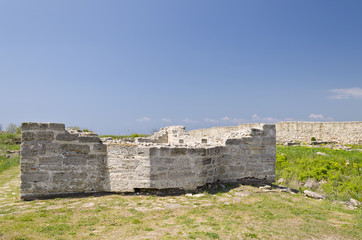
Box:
[1, 0, 361, 135]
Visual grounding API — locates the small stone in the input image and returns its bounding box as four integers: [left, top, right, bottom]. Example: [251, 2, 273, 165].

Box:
[350, 198, 361, 207]
[259, 185, 272, 190]
[82, 202, 95, 208]
[192, 193, 205, 198]
[316, 152, 328, 156]
[304, 190, 326, 199]
[277, 178, 285, 184]
[234, 191, 251, 197]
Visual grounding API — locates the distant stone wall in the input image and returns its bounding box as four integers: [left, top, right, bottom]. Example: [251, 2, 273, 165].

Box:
[21, 122, 276, 199]
[20, 123, 108, 200]
[276, 121, 362, 144]
[189, 122, 362, 145]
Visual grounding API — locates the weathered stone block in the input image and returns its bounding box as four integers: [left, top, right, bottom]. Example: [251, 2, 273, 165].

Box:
[225, 139, 241, 145]
[21, 172, 50, 182]
[35, 132, 54, 141]
[53, 172, 87, 182]
[22, 122, 40, 131]
[93, 144, 107, 152]
[60, 144, 90, 155]
[22, 132, 35, 141]
[48, 123, 65, 131]
[187, 148, 206, 156]
[39, 156, 62, 165]
[63, 156, 87, 165]
[56, 132, 78, 141]
[21, 143, 46, 157]
[79, 136, 102, 143]
[171, 148, 186, 155]
[87, 154, 106, 165]
[202, 158, 212, 165]
[21, 182, 32, 189]
[251, 128, 262, 136]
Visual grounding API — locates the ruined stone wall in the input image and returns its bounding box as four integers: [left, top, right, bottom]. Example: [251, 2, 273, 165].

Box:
[276, 121, 362, 144]
[21, 122, 276, 199]
[148, 146, 224, 190]
[106, 144, 151, 192]
[189, 122, 362, 144]
[20, 123, 108, 200]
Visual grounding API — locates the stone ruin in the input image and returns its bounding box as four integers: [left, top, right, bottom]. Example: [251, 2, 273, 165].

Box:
[20, 122, 276, 200]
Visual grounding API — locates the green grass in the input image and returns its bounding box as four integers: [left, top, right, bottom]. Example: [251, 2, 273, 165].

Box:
[0, 132, 21, 145]
[276, 145, 362, 201]
[0, 165, 361, 239]
[0, 132, 21, 174]
[0, 133, 361, 239]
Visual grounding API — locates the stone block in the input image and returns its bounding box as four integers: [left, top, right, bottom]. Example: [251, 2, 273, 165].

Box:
[79, 136, 102, 143]
[149, 147, 159, 156]
[171, 148, 186, 155]
[22, 122, 40, 131]
[56, 132, 79, 141]
[38, 156, 62, 165]
[87, 154, 106, 165]
[225, 139, 241, 145]
[35, 132, 54, 141]
[159, 147, 171, 155]
[187, 148, 206, 156]
[21, 172, 50, 182]
[21, 157, 37, 164]
[48, 123, 65, 131]
[21, 143, 46, 157]
[60, 144, 90, 155]
[262, 136, 276, 145]
[21, 182, 32, 189]
[93, 144, 107, 152]
[250, 128, 262, 136]
[53, 172, 87, 182]
[63, 156, 87, 165]
[22, 132, 35, 141]
[202, 158, 212, 165]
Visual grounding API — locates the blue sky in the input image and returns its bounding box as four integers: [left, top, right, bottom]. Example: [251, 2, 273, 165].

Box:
[0, 0, 361, 135]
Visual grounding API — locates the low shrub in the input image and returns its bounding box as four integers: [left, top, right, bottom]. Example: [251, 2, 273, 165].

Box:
[276, 146, 361, 201]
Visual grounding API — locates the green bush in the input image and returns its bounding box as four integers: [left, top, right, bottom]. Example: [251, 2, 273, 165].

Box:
[0, 132, 21, 145]
[311, 137, 316, 142]
[276, 146, 362, 201]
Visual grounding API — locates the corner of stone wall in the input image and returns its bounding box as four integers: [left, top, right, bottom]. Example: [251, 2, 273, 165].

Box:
[20, 122, 108, 200]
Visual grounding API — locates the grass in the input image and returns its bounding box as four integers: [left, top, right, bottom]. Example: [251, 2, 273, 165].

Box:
[0, 132, 21, 174]
[276, 145, 362, 201]
[0, 165, 361, 239]
[0, 132, 361, 239]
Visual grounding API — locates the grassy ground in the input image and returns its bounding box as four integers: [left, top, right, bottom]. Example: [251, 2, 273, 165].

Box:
[276, 145, 362, 201]
[0, 132, 20, 174]
[0, 166, 361, 239]
[0, 136, 361, 239]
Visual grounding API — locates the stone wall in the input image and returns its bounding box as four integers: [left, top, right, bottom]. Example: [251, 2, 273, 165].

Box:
[275, 121, 362, 144]
[20, 123, 108, 200]
[21, 122, 276, 199]
[188, 122, 362, 145]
